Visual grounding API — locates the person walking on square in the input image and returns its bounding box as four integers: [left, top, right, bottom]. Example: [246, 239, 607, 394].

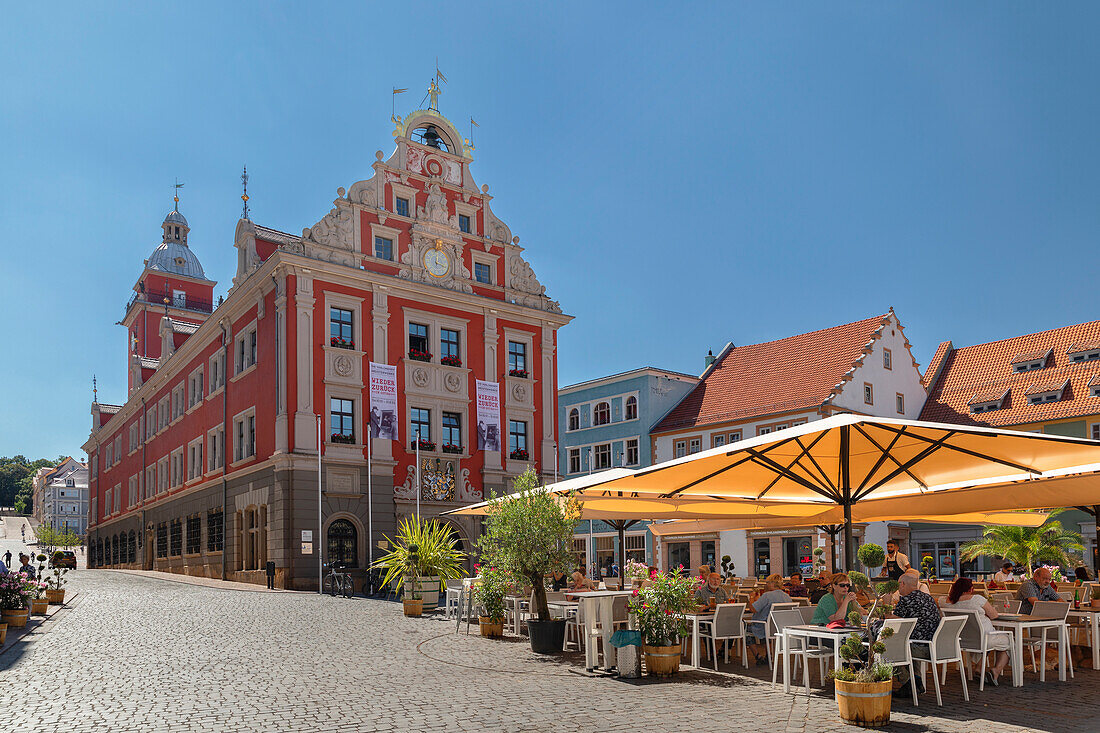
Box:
[3, 549, 11, 567]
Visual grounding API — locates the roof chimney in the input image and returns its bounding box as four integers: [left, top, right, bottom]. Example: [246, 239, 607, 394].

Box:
[704, 349, 716, 369]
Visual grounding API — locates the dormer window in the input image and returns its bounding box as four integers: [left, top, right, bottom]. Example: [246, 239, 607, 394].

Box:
[1068, 343, 1100, 363]
[968, 388, 1009, 414]
[1089, 375, 1100, 398]
[1011, 349, 1051, 373]
[1025, 379, 1068, 406]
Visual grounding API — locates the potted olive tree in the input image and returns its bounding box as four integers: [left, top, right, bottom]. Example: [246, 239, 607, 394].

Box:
[477, 468, 581, 653]
[858, 543, 886, 579]
[472, 564, 507, 637]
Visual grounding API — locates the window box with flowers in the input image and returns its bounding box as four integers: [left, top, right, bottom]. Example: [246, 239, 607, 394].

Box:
[442, 443, 463, 455]
[408, 349, 432, 363]
[509, 449, 529, 461]
[330, 433, 355, 445]
[508, 369, 529, 378]
[411, 438, 436, 452]
[440, 354, 462, 367]
[329, 336, 355, 350]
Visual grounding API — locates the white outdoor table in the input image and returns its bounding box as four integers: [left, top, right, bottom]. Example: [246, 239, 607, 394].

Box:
[683, 610, 716, 669]
[546, 600, 578, 618]
[1068, 607, 1100, 672]
[991, 614, 1066, 687]
[781, 624, 863, 694]
[575, 590, 634, 672]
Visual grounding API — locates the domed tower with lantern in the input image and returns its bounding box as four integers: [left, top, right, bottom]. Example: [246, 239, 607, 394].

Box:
[121, 191, 216, 395]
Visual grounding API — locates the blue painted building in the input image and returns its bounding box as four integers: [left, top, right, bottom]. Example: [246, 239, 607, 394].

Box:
[557, 367, 699, 576]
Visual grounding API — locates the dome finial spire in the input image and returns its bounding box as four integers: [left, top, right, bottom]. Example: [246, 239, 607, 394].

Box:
[241, 166, 250, 220]
[173, 178, 184, 211]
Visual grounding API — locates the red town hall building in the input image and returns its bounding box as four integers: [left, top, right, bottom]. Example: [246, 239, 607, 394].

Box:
[83, 106, 570, 589]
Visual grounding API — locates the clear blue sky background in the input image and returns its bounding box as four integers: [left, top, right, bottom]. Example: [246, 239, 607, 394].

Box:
[2, 3, 1098, 459]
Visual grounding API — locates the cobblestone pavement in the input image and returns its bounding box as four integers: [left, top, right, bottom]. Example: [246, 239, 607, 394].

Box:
[1, 570, 1095, 732]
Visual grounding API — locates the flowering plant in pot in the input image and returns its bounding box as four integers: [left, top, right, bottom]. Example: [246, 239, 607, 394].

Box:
[441, 443, 463, 455]
[408, 348, 432, 362]
[472, 564, 508, 638]
[329, 336, 354, 350]
[628, 567, 699, 676]
[440, 355, 462, 367]
[509, 448, 529, 461]
[477, 468, 581, 654]
[828, 610, 896, 726]
[411, 438, 436, 451]
[330, 432, 355, 445]
[44, 562, 70, 605]
[508, 368, 529, 378]
[625, 559, 648, 585]
[0, 571, 34, 628]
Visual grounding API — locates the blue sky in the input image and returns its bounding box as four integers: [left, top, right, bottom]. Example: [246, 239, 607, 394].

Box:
[2, 3, 1099, 458]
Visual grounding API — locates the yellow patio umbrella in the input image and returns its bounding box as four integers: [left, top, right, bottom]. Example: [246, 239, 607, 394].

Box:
[581, 414, 1100, 568]
[647, 510, 1051, 537]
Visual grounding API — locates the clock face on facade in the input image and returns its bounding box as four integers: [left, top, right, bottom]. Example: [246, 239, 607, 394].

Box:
[423, 247, 451, 278]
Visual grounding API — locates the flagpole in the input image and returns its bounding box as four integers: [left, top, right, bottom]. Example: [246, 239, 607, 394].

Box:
[367, 432, 373, 591]
[415, 429, 421, 520]
[317, 415, 323, 595]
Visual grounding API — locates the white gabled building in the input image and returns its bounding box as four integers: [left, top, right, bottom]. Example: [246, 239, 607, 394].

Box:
[649, 310, 926, 577]
[33, 457, 90, 537]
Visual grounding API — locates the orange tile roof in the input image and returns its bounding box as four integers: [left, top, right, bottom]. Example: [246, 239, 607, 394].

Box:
[1011, 348, 1051, 364]
[1068, 342, 1100, 354]
[920, 319, 1100, 428]
[1023, 379, 1069, 396]
[967, 387, 1010, 406]
[1090, 374, 1100, 388]
[653, 313, 895, 432]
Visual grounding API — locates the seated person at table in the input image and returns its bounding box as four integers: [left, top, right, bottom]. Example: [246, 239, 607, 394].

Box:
[880, 573, 941, 694]
[784, 572, 808, 598]
[885, 568, 929, 606]
[1016, 566, 1060, 614]
[993, 561, 1017, 584]
[696, 565, 710, 581]
[745, 574, 793, 664]
[1074, 564, 1091, 584]
[549, 570, 569, 592]
[809, 572, 832, 604]
[941, 577, 1011, 686]
[694, 572, 729, 606]
[812, 573, 862, 626]
[570, 569, 597, 591]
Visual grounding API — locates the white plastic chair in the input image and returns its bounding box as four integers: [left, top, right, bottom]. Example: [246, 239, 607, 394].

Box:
[744, 601, 800, 666]
[698, 603, 748, 670]
[878, 617, 918, 705]
[1028, 600, 1073, 680]
[770, 608, 831, 691]
[444, 579, 464, 619]
[948, 608, 1011, 691]
[913, 615, 969, 706]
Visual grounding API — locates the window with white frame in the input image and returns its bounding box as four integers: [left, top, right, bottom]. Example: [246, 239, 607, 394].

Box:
[374, 236, 394, 261]
[688, 438, 701, 454]
[188, 439, 203, 481]
[188, 367, 204, 409]
[864, 383, 874, 406]
[758, 426, 772, 436]
[104, 487, 112, 516]
[208, 427, 225, 472]
[236, 325, 258, 373]
[105, 443, 113, 467]
[330, 398, 355, 443]
[1070, 348, 1100, 363]
[895, 393, 905, 415]
[712, 434, 725, 448]
[128, 475, 139, 508]
[91, 454, 97, 478]
[474, 262, 492, 284]
[883, 349, 892, 370]
[593, 402, 611, 426]
[209, 350, 226, 393]
[159, 396, 170, 430]
[129, 422, 139, 453]
[625, 396, 638, 421]
[568, 448, 581, 473]
[146, 405, 156, 439]
[594, 443, 612, 470]
[330, 307, 354, 348]
[172, 383, 185, 420]
[625, 438, 639, 465]
[568, 408, 580, 431]
[144, 466, 155, 500]
[234, 412, 256, 461]
[113, 436, 121, 464]
[508, 341, 527, 375]
[158, 457, 169, 493]
[113, 483, 121, 514]
[508, 420, 528, 458]
[171, 449, 185, 487]
[674, 440, 686, 458]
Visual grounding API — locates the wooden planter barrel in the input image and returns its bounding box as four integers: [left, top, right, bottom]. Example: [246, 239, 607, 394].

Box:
[0, 622, 6, 645]
[1, 608, 29, 628]
[402, 598, 423, 617]
[46, 589, 66, 605]
[31, 598, 49, 615]
[643, 644, 682, 677]
[834, 679, 892, 728]
[479, 616, 504, 638]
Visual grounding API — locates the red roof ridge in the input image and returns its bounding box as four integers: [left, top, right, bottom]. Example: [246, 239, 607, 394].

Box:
[950, 319, 1100, 355]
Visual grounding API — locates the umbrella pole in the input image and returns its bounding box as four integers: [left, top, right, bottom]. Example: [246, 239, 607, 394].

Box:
[842, 503, 854, 571]
[618, 521, 626, 585]
[1094, 505, 1100, 576]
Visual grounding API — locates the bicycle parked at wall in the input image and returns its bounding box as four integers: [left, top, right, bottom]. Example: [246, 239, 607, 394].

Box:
[322, 561, 354, 598]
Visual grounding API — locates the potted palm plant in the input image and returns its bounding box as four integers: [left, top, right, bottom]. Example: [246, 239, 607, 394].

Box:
[628, 567, 699, 676]
[473, 564, 507, 637]
[830, 609, 896, 727]
[477, 468, 581, 653]
[374, 516, 466, 615]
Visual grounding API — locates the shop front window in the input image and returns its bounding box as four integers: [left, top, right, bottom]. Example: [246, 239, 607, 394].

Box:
[667, 542, 690, 573]
[754, 539, 771, 578]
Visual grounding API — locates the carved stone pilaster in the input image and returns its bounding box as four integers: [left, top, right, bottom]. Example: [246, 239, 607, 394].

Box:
[541, 323, 557, 466]
[293, 272, 316, 451]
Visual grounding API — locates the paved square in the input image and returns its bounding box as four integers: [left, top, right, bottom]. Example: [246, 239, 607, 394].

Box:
[1, 571, 1094, 732]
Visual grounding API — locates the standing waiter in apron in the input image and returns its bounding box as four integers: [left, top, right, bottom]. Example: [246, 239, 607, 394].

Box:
[884, 539, 910, 581]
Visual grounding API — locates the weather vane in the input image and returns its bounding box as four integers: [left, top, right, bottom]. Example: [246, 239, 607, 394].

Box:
[427, 59, 447, 112]
[173, 178, 185, 211]
[92, 374, 97, 403]
[241, 166, 250, 220]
